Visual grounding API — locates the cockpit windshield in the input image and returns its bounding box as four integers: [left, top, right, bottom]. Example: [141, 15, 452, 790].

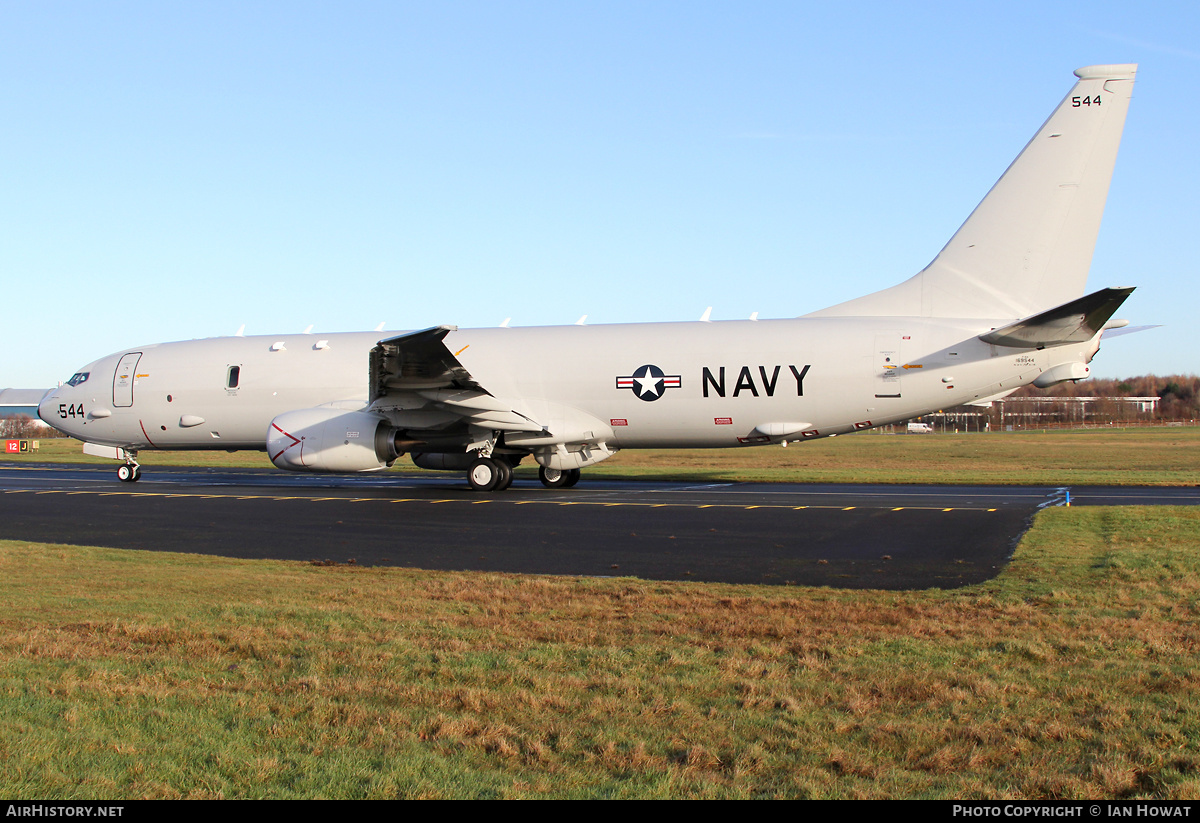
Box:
[66, 372, 90, 387]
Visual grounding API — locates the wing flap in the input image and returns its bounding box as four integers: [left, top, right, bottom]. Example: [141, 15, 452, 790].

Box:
[370, 326, 477, 399]
[369, 326, 545, 433]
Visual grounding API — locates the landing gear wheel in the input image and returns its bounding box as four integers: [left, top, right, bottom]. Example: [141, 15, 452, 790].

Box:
[467, 457, 502, 491]
[117, 464, 140, 483]
[493, 459, 514, 491]
[539, 466, 581, 489]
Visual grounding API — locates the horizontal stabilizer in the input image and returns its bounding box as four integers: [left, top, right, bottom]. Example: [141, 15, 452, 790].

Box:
[1101, 323, 1161, 339]
[979, 287, 1134, 348]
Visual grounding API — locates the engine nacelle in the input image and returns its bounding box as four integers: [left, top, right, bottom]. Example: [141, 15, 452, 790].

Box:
[267, 408, 394, 473]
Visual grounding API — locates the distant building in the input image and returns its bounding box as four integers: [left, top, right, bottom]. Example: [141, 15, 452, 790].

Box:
[994, 395, 1160, 422]
[1005, 395, 1160, 414]
[0, 388, 53, 428]
[916, 395, 1165, 431]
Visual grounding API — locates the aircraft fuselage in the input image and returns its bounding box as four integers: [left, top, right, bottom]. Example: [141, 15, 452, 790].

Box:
[39, 316, 1096, 455]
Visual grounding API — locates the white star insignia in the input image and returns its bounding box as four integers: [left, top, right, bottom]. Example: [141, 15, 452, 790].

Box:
[633, 366, 661, 398]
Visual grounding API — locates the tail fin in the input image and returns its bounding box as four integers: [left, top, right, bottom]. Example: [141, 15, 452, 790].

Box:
[808, 64, 1137, 320]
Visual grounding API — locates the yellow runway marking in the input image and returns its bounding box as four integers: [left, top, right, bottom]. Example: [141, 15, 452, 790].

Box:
[0, 486, 1004, 511]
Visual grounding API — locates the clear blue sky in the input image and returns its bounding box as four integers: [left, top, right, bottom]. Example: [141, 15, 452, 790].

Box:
[2, 1, 1196, 387]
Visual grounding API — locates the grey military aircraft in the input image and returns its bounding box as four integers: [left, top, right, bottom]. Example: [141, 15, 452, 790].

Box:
[40, 64, 1139, 491]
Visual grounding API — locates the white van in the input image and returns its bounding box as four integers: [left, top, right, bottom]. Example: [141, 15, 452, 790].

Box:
[907, 422, 933, 434]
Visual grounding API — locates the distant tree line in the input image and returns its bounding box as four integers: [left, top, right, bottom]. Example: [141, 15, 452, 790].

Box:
[0, 414, 52, 439]
[1009, 374, 1199, 421]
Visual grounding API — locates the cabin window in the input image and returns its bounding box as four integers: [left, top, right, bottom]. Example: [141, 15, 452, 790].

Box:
[226, 366, 241, 389]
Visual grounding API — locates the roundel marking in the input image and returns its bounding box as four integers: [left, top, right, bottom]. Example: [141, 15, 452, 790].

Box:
[615, 364, 682, 402]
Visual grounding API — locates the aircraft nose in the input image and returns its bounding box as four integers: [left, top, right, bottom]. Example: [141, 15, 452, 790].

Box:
[37, 394, 54, 425]
[37, 391, 62, 428]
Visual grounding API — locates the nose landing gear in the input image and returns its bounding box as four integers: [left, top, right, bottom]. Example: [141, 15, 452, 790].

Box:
[116, 452, 141, 482]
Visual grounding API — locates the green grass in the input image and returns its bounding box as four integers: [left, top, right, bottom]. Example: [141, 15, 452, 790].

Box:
[3, 507, 1200, 798]
[6, 425, 1200, 485]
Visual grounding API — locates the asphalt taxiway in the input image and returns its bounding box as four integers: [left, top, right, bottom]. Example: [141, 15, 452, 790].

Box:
[1, 464, 1196, 588]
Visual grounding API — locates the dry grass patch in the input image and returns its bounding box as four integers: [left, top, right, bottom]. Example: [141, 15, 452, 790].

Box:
[1, 506, 1199, 797]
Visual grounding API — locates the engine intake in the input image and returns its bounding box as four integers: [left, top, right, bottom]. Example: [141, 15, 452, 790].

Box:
[267, 408, 396, 472]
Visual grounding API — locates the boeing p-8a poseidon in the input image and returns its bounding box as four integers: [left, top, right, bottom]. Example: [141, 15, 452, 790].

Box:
[41, 65, 1139, 491]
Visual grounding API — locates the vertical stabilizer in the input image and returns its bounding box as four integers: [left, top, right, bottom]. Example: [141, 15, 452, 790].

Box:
[808, 64, 1136, 320]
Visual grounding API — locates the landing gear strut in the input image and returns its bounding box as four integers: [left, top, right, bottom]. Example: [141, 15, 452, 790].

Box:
[539, 466, 580, 489]
[116, 452, 141, 483]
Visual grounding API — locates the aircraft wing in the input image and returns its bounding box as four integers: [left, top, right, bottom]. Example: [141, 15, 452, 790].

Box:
[368, 326, 546, 433]
[979, 287, 1134, 348]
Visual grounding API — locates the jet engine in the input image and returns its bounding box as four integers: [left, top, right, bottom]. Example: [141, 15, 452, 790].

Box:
[267, 408, 397, 472]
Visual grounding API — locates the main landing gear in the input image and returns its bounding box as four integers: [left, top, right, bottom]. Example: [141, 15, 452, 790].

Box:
[538, 466, 580, 489]
[116, 452, 141, 483]
[464, 431, 582, 491]
[464, 456, 581, 491]
[467, 456, 515, 492]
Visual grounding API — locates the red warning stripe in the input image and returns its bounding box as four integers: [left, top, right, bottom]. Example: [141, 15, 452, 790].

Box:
[270, 423, 303, 463]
